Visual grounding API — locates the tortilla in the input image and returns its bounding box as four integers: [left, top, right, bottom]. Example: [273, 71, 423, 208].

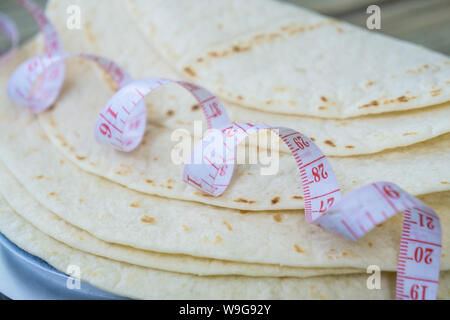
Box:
[1, 47, 449, 270]
[0, 162, 361, 278]
[124, 0, 450, 118]
[1, 198, 449, 299]
[43, 0, 450, 157]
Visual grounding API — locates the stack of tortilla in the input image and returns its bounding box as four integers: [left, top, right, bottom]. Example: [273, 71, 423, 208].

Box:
[0, 0, 449, 299]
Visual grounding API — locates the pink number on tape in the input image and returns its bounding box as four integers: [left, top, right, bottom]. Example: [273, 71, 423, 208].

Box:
[2, 0, 443, 300]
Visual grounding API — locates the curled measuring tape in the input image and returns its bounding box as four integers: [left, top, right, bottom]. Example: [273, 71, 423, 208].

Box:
[2, 0, 443, 300]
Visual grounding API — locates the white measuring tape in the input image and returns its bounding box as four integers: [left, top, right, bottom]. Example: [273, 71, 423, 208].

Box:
[1, 0, 442, 300]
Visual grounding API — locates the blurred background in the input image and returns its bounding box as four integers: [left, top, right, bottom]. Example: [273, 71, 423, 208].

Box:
[1, 0, 449, 54]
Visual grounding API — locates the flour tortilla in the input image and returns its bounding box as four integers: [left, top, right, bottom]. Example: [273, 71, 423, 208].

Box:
[1, 199, 449, 299]
[44, 0, 450, 157]
[36, 57, 450, 211]
[1, 49, 450, 270]
[0, 163, 360, 278]
[124, 0, 450, 118]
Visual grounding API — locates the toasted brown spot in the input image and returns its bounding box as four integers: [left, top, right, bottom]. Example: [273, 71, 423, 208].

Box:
[195, 191, 214, 197]
[273, 214, 283, 222]
[292, 195, 303, 200]
[78, 198, 84, 203]
[440, 181, 450, 185]
[214, 236, 223, 244]
[294, 244, 305, 253]
[234, 198, 255, 204]
[365, 81, 375, 87]
[320, 96, 328, 102]
[217, 23, 223, 30]
[34, 175, 44, 180]
[318, 106, 327, 110]
[368, 242, 373, 248]
[337, 27, 344, 33]
[358, 100, 379, 109]
[324, 140, 336, 147]
[271, 196, 280, 205]
[48, 192, 56, 197]
[182, 224, 190, 231]
[402, 132, 417, 136]
[49, 117, 57, 128]
[238, 210, 249, 214]
[266, 99, 273, 105]
[76, 155, 86, 161]
[196, 57, 204, 63]
[342, 251, 348, 256]
[345, 145, 355, 149]
[145, 179, 153, 184]
[222, 220, 233, 231]
[166, 109, 174, 116]
[183, 66, 196, 77]
[208, 51, 219, 57]
[130, 202, 140, 208]
[237, 95, 243, 100]
[397, 96, 409, 102]
[191, 104, 200, 111]
[310, 137, 316, 142]
[430, 88, 442, 96]
[140, 215, 156, 224]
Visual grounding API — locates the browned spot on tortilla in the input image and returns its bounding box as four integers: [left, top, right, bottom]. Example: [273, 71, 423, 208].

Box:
[288, 100, 296, 106]
[292, 195, 303, 200]
[320, 96, 328, 102]
[208, 51, 219, 57]
[214, 236, 223, 244]
[430, 88, 442, 96]
[145, 179, 153, 184]
[34, 175, 44, 180]
[89, 162, 97, 166]
[191, 104, 200, 111]
[49, 117, 57, 128]
[183, 66, 196, 77]
[368, 242, 373, 248]
[310, 137, 316, 142]
[324, 140, 336, 147]
[48, 192, 56, 197]
[237, 95, 243, 100]
[345, 145, 355, 149]
[182, 224, 190, 231]
[130, 202, 140, 208]
[440, 181, 449, 185]
[238, 210, 249, 214]
[167, 186, 173, 189]
[166, 109, 174, 116]
[397, 95, 409, 102]
[59, 159, 65, 164]
[69, 146, 75, 152]
[318, 106, 327, 110]
[266, 99, 273, 105]
[234, 198, 255, 204]
[195, 191, 214, 197]
[336, 27, 344, 33]
[358, 100, 379, 109]
[232, 45, 251, 53]
[76, 155, 86, 160]
[222, 220, 233, 231]
[273, 214, 283, 222]
[293, 244, 305, 253]
[217, 23, 223, 30]
[365, 81, 375, 87]
[140, 215, 156, 224]
[196, 57, 203, 63]
[402, 132, 417, 136]
[271, 196, 280, 205]
[78, 198, 84, 203]
[342, 251, 348, 256]
[153, 157, 158, 161]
